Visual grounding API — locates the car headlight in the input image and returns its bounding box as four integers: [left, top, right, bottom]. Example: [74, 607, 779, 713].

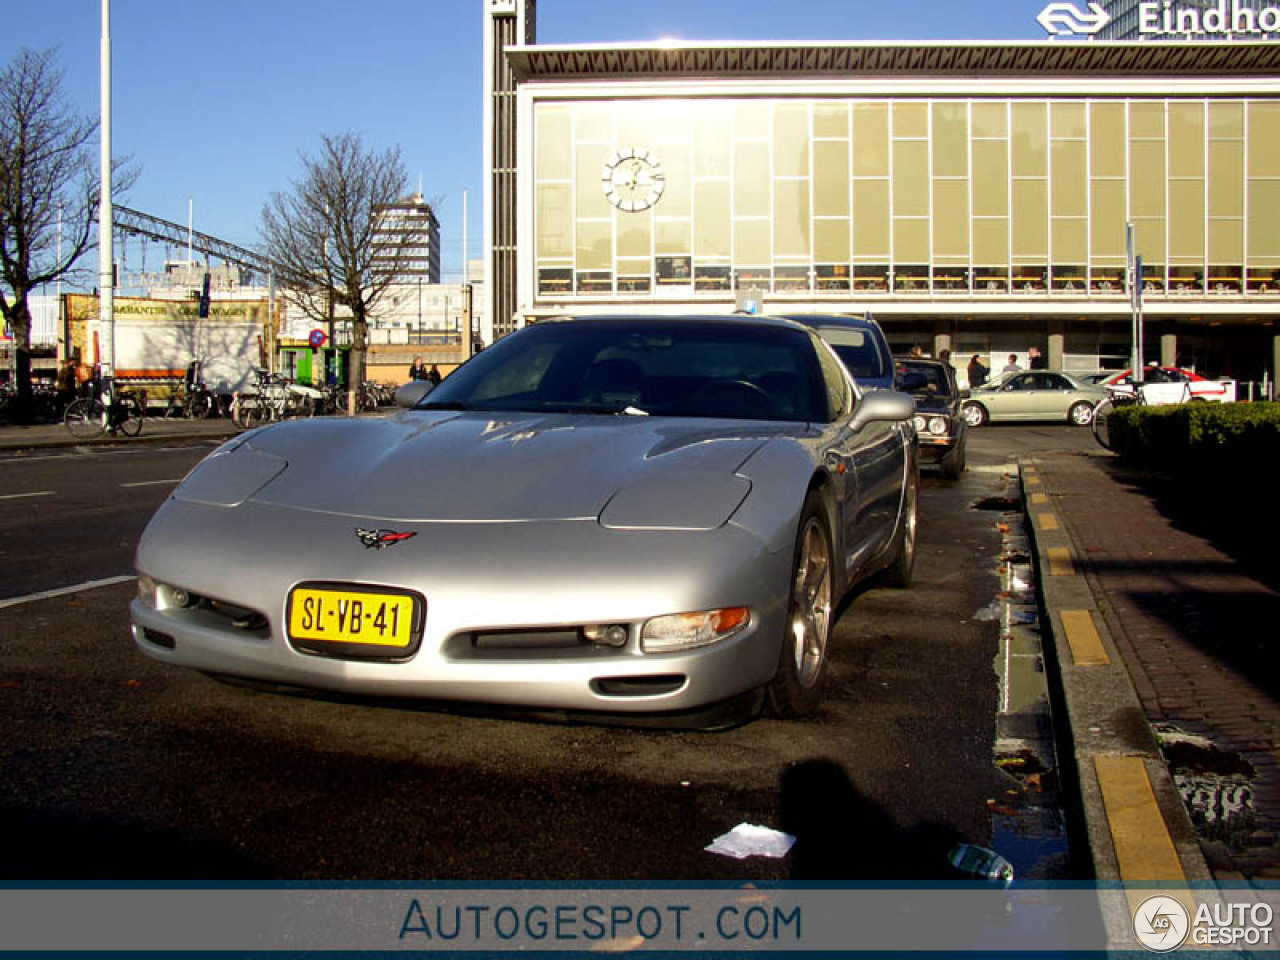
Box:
[641, 607, 750, 652]
[928, 416, 949, 436]
[913, 415, 927, 433]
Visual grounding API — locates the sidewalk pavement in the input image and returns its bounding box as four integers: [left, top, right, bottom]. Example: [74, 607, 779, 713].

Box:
[0, 414, 239, 451]
[1024, 449, 1280, 889]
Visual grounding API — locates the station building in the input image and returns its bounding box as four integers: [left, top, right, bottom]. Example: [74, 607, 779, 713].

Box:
[483, 0, 1280, 392]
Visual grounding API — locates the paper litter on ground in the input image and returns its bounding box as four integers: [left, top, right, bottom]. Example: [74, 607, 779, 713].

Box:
[705, 822, 796, 859]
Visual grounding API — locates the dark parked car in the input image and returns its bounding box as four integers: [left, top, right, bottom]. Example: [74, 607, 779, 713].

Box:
[782, 314, 895, 391]
[896, 357, 967, 481]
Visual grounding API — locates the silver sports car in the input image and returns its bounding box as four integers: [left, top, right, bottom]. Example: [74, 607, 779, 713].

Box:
[132, 315, 918, 722]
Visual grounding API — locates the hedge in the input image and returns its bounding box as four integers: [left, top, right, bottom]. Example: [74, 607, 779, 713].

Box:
[1106, 401, 1280, 481]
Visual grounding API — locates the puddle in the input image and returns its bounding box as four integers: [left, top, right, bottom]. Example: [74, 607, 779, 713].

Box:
[972, 476, 1073, 880]
[1155, 722, 1259, 849]
[974, 496, 1022, 512]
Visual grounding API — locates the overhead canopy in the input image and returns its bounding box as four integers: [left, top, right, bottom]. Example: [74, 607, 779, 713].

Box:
[506, 40, 1280, 81]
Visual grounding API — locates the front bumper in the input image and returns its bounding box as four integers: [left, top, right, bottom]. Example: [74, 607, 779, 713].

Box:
[131, 500, 791, 715]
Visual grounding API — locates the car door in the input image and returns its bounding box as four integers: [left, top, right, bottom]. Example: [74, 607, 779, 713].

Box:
[813, 336, 904, 578]
[995, 372, 1041, 420]
[1037, 372, 1079, 419]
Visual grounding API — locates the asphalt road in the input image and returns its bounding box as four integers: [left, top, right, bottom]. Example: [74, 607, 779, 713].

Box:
[0, 425, 1097, 882]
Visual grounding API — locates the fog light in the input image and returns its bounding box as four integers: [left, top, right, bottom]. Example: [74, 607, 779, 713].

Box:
[170, 587, 192, 608]
[641, 607, 750, 652]
[584, 624, 629, 647]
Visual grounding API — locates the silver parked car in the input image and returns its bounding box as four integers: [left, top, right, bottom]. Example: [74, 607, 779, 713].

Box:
[961, 370, 1109, 427]
[132, 315, 918, 723]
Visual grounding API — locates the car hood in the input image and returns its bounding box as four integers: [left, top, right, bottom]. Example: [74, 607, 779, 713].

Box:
[182, 411, 781, 526]
[910, 395, 956, 415]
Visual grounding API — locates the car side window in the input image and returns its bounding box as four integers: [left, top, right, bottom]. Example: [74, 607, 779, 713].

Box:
[1043, 373, 1070, 390]
[811, 334, 850, 421]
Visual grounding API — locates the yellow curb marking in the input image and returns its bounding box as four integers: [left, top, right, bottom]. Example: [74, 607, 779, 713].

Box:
[1048, 546, 1076, 576]
[1037, 512, 1059, 531]
[1062, 610, 1110, 665]
[1024, 473, 1042, 485]
[1030, 492, 1049, 505]
[1094, 756, 1192, 915]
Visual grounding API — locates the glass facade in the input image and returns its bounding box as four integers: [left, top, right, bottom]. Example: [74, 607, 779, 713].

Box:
[531, 96, 1280, 302]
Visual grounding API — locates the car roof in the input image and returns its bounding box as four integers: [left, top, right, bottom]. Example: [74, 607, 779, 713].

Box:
[540, 313, 809, 332]
[895, 356, 949, 368]
[778, 313, 881, 330]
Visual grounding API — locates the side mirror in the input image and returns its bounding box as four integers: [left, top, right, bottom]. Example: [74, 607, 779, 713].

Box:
[851, 389, 915, 432]
[395, 380, 434, 408]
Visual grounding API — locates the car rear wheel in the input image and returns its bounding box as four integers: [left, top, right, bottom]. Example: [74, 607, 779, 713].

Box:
[1068, 401, 1095, 426]
[767, 492, 833, 719]
[961, 402, 988, 427]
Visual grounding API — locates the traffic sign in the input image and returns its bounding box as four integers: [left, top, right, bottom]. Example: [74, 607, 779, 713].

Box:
[309, 329, 327, 348]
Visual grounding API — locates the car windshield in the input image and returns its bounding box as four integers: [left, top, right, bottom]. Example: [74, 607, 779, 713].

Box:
[417, 319, 828, 422]
[813, 325, 890, 383]
[896, 360, 952, 397]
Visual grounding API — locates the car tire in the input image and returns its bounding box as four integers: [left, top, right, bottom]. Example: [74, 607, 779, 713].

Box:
[961, 402, 988, 427]
[767, 491, 834, 719]
[940, 441, 965, 482]
[882, 466, 918, 589]
[1068, 401, 1095, 426]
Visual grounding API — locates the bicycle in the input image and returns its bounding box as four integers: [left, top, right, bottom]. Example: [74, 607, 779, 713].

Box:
[163, 383, 215, 420]
[64, 389, 146, 439]
[1091, 380, 1194, 451]
[232, 370, 320, 430]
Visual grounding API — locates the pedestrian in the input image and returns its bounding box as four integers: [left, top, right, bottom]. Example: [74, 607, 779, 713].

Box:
[426, 364, 442, 386]
[1028, 346, 1048, 370]
[54, 358, 77, 413]
[967, 354, 989, 388]
[74, 357, 94, 397]
[939, 349, 952, 366]
[409, 356, 428, 380]
[908, 345, 924, 358]
[1002, 354, 1021, 374]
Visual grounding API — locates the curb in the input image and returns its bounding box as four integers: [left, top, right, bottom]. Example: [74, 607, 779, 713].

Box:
[1021, 458, 1213, 888]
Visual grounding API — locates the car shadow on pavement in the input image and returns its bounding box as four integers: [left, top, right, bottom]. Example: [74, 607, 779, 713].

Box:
[778, 759, 964, 881]
[0, 805, 266, 879]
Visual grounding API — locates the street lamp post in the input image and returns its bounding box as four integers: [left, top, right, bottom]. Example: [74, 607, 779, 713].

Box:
[98, 0, 115, 397]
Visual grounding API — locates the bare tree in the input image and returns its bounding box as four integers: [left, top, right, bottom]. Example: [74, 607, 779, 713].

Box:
[0, 48, 127, 421]
[260, 133, 421, 401]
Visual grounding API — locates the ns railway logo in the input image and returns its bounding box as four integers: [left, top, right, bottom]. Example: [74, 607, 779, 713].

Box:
[1039, 0, 1280, 36]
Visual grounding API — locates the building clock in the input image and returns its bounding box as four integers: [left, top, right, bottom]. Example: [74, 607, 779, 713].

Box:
[602, 147, 666, 212]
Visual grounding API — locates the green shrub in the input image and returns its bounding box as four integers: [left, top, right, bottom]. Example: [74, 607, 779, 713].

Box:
[1112, 402, 1280, 480]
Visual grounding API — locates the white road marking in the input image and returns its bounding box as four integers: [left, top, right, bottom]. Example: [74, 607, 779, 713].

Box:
[0, 575, 137, 610]
[120, 479, 183, 488]
[0, 490, 56, 500]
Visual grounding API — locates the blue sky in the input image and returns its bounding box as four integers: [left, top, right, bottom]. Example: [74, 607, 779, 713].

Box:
[5, 0, 1051, 283]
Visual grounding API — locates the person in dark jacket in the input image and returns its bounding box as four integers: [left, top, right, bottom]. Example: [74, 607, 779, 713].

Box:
[409, 356, 428, 380]
[967, 354, 989, 388]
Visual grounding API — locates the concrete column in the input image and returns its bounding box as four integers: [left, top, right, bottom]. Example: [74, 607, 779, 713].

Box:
[1047, 318, 1065, 369]
[1161, 332, 1178, 369]
[1272, 332, 1280, 400]
[933, 319, 953, 363]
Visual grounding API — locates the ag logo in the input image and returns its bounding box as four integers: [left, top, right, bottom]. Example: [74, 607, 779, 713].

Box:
[1133, 895, 1190, 953]
[1038, 2, 1112, 35]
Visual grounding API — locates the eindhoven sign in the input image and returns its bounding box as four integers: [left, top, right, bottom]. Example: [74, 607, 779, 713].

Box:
[1039, 0, 1280, 37]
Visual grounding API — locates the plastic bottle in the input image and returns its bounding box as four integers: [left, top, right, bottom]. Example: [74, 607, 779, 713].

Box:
[948, 843, 1015, 887]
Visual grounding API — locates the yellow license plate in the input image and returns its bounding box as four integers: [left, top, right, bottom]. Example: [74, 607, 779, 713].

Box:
[287, 585, 422, 655]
